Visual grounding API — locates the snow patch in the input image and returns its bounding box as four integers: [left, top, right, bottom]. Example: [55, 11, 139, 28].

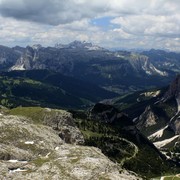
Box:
[45, 152, 51, 158]
[145, 70, 152, 75]
[154, 135, 179, 148]
[8, 160, 28, 163]
[161, 151, 171, 159]
[11, 64, 25, 70]
[163, 62, 175, 67]
[45, 108, 51, 112]
[55, 147, 59, 151]
[149, 64, 168, 76]
[25, 141, 34, 144]
[149, 126, 168, 140]
[152, 66, 167, 76]
[141, 90, 161, 98]
[9, 168, 27, 173]
[141, 60, 167, 76]
[39, 141, 44, 144]
[170, 111, 179, 122]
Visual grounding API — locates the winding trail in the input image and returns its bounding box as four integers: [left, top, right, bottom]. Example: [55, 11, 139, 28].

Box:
[117, 137, 139, 166]
[88, 137, 139, 180]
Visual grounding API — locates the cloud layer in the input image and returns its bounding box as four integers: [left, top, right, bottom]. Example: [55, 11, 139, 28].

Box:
[0, 0, 179, 51]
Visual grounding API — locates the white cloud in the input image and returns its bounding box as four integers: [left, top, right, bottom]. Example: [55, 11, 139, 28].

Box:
[111, 14, 180, 38]
[0, 0, 179, 51]
[0, 0, 179, 25]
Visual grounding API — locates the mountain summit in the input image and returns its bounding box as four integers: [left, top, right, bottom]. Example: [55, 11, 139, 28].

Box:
[55, 40, 104, 51]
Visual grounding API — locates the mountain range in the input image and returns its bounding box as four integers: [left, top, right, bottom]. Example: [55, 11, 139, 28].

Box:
[0, 41, 179, 93]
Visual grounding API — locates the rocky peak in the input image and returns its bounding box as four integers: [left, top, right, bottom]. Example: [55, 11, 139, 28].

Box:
[0, 45, 20, 66]
[12, 46, 25, 55]
[164, 75, 180, 99]
[55, 40, 104, 51]
[23, 46, 36, 58]
[136, 106, 158, 131]
[69, 40, 91, 48]
[10, 45, 41, 70]
[31, 44, 42, 50]
[42, 108, 84, 145]
[26, 45, 42, 53]
[163, 75, 180, 112]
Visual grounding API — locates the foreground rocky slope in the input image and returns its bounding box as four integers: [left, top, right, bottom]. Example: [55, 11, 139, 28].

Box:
[0, 107, 141, 180]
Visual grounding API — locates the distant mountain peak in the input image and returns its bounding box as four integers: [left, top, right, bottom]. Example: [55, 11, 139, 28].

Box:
[55, 40, 105, 51]
[69, 40, 90, 45]
[69, 40, 92, 49]
[31, 44, 42, 50]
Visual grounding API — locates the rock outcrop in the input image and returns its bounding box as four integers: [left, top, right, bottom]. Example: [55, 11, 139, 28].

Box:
[137, 106, 158, 128]
[10, 107, 85, 145]
[164, 75, 180, 101]
[163, 75, 180, 135]
[136, 76, 180, 153]
[42, 108, 85, 145]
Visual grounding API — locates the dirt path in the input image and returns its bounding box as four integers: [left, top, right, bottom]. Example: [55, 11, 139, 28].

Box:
[119, 138, 138, 165]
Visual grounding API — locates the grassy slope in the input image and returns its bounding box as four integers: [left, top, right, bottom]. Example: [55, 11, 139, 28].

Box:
[0, 69, 118, 103]
[0, 75, 85, 109]
[114, 88, 165, 118]
[0, 69, 120, 109]
[72, 111, 173, 179]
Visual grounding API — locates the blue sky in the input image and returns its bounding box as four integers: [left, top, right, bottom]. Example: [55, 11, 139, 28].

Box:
[0, 0, 179, 51]
[91, 17, 119, 31]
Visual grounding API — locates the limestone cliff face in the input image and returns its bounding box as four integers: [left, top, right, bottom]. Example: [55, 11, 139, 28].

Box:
[0, 108, 141, 180]
[136, 76, 180, 151]
[164, 75, 180, 102]
[0, 45, 20, 70]
[163, 75, 180, 134]
[137, 106, 158, 129]
[42, 108, 85, 145]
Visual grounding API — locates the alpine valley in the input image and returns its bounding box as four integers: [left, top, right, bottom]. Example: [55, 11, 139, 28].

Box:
[0, 41, 179, 93]
[0, 41, 180, 180]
